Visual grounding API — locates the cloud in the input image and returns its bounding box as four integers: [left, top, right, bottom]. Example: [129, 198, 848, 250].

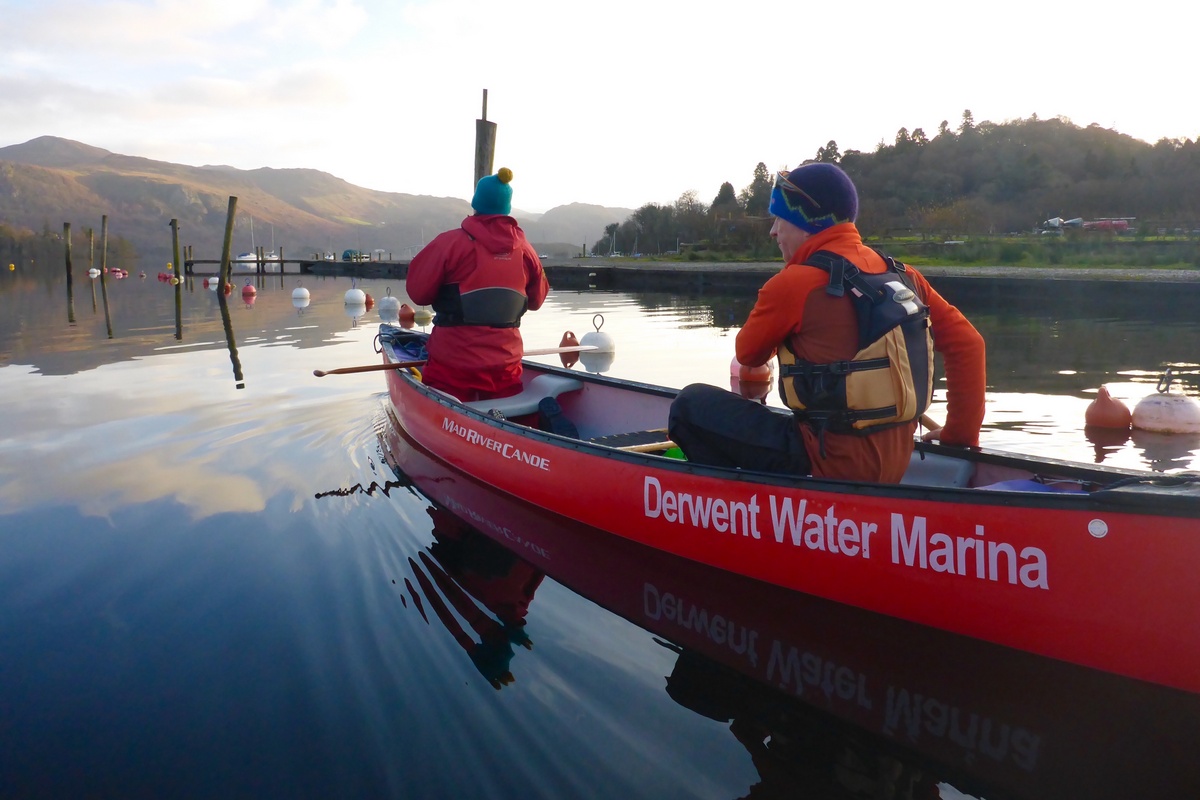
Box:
[1, 0, 1197, 212]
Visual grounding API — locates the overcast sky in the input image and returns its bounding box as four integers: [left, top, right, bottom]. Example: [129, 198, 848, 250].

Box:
[3, 0, 1196, 213]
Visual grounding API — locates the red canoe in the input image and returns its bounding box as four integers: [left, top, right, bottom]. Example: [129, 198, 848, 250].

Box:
[377, 325, 1200, 694]
[380, 418, 1200, 797]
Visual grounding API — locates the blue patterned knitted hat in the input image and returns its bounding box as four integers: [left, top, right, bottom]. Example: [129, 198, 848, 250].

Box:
[472, 167, 513, 216]
[768, 162, 858, 234]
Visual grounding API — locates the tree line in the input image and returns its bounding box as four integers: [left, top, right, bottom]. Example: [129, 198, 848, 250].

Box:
[590, 112, 1200, 256]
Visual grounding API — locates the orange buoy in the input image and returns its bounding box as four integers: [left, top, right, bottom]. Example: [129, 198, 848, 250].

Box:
[1084, 385, 1132, 430]
[364, 293, 375, 310]
[398, 303, 416, 325]
[730, 376, 772, 402]
[730, 356, 773, 382]
[559, 330, 580, 368]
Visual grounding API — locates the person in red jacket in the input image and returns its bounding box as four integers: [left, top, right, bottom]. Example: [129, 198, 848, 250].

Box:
[406, 168, 549, 401]
[668, 162, 986, 483]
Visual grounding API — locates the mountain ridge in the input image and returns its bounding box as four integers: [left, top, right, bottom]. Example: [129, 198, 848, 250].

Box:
[0, 136, 634, 263]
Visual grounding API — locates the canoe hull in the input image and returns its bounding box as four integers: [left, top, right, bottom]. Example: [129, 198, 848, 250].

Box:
[382, 338, 1200, 694]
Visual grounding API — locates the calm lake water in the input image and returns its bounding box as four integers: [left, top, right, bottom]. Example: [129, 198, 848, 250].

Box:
[2, 269, 1199, 798]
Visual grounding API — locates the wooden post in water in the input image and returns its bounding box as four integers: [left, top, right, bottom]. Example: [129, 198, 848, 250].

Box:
[87, 227, 97, 312]
[474, 88, 496, 188]
[216, 197, 244, 388]
[64, 222, 76, 324]
[219, 196, 237, 287]
[170, 219, 182, 281]
[99, 215, 113, 338]
[170, 219, 183, 340]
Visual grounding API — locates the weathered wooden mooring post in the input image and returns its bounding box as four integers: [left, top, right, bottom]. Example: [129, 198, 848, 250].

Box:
[474, 88, 496, 188]
[216, 196, 245, 389]
[98, 216, 114, 338]
[87, 227, 97, 312]
[64, 222, 75, 324]
[170, 218, 183, 339]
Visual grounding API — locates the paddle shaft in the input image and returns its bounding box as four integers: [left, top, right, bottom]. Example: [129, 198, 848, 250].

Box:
[313, 345, 598, 377]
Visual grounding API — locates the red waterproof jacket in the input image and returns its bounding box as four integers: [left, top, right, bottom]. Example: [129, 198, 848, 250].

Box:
[407, 215, 549, 400]
[736, 223, 986, 483]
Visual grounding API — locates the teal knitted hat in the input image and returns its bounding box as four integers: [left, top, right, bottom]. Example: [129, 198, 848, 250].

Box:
[471, 167, 514, 215]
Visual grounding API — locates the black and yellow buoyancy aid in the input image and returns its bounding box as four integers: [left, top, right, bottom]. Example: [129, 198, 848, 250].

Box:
[431, 241, 530, 329]
[778, 250, 934, 435]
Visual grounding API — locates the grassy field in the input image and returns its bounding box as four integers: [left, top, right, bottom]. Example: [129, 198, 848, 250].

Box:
[868, 235, 1200, 270]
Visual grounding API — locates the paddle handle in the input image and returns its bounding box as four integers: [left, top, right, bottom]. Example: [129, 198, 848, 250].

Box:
[314, 360, 424, 377]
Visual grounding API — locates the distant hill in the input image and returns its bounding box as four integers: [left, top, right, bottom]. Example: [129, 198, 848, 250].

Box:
[0, 136, 633, 265]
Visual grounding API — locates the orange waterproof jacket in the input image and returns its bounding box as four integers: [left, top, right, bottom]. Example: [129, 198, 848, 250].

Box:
[736, 223, 986, 482]
[407, 215, 549, 400]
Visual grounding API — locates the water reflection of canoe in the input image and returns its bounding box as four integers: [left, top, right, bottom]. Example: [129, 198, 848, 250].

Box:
[378, 325, 1200, 694]
[380, 414, 1200, 798]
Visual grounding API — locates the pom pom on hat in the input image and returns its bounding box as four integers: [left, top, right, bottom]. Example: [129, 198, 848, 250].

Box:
[472, 168, 514, 216]
[768, 162, 858, 234]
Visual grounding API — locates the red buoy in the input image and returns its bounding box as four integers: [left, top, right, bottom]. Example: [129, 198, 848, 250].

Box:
[1085, 385, 1132, 430]
[559, 330, 580, 368]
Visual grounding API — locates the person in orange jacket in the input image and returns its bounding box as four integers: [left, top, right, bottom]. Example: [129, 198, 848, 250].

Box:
[406, 168, 549, 402]
[668, 162, 986, 483]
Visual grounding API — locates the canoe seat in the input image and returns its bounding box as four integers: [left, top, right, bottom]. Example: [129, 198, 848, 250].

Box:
[900, 451, 975, 488]
[465, 374, 584, 418]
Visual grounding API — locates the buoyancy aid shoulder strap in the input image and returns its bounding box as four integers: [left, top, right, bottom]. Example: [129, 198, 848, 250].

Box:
[802, 250, 850, 298]
[803, 250, 889, 305]
[869, 247, 906, 274]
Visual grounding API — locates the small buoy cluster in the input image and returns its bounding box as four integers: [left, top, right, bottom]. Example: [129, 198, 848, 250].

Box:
[88, 267, 129, 279]
[1087, 369, 1200, 435]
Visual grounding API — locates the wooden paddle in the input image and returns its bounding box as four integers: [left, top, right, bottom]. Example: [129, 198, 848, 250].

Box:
[313, 345, 598, 377]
